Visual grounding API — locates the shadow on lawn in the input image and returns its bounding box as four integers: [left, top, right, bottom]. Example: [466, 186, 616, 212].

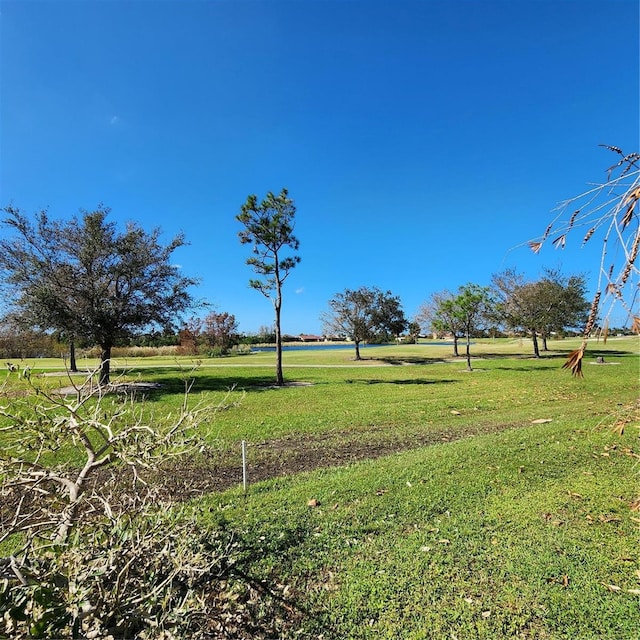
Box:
[377, 356, 450, 365]
[345, 378, 457, 386]
[118, 369, 317, 400]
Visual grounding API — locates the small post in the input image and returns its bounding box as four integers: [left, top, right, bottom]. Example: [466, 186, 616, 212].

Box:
[241, 440, 247, 494]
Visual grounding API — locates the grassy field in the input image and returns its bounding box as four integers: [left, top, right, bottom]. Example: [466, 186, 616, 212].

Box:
[2, 336, 639, 637]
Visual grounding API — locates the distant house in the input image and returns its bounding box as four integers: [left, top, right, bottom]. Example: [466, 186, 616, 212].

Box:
[299, 333, 324, 342]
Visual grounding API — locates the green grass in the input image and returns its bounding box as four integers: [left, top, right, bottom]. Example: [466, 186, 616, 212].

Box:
[2, 336, 638, 637]
[195, 420, 639, 638]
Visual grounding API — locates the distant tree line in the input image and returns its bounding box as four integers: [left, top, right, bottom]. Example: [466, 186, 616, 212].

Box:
[0, 149, 637, 381]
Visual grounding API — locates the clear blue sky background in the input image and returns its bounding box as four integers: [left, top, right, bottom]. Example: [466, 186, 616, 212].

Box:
[1, 0, 638, 335]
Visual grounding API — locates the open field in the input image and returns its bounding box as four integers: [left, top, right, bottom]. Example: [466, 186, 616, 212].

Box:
[1, 336, 639, 637]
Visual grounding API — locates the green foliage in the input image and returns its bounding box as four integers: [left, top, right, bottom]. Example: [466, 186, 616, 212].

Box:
[321, 287, 407, 359]
[237, 188, 301, 386]
[492, 268, 591, 357]
[0, 206, 198, 384]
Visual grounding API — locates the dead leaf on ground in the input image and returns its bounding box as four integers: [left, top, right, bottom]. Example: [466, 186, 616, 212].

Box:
[450, 410, 462, 415]
[598, 515, 621, 523]
[602, 583, 622, 593]
[629, 497, 640, 511]
[531, 418, 553, 424]
[546, 575, 570, 588]
[307, 498, 320, 507]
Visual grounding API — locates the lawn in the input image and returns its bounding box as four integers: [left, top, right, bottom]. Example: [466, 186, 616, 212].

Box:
[1, 336, 638, 638]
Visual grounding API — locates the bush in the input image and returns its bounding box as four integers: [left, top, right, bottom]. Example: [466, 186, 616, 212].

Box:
[0, 373, 300, 638]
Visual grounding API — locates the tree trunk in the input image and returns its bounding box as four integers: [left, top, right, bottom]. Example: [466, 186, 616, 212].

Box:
[541, 334, 549, 351]
[69, 338, 78, 372]
[453, 334, 460, 357]
[531, 330, 540, 358]
[99, 344, 111, 386]
[274, 297, 284, 386]
[465, 332, 472, 371]
[354, 340, 362, 360]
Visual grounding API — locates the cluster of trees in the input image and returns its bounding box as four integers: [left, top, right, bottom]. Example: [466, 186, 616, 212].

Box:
[178, 311, 240, 356]
[1, 144, 637, 384]
[319, 271, 591, 371]
[0, 202, 599, 379]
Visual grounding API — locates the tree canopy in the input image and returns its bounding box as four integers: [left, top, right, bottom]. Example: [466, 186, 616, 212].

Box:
[415, 290, 464, 356]
[321, 286, 407, 360]
[237, 188, 300, 386]
[445, 284, 493, 371]
[492, 268, 589, 358]
[0, 205, 197, 384]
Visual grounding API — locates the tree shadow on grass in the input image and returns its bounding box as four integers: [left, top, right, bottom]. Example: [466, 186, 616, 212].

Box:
[112, 368, 292, 400]
[345, 378, 458, 386]
[376, 356, 451, 365]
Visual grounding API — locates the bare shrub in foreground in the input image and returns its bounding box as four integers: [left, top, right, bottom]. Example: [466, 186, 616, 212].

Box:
[0, 370, 301, 638]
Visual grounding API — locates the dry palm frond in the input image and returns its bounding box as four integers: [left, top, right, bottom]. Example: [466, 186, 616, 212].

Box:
[584, 291, 601, 337]
[552, 235, 566, 249]
[632, 316, 640, 335]
[601, 143, 624, 156]
[542, 223, 553, 240]
[582, 227, 596, 246]
[568, 210, 579, 229]
[620, 187, 640, 230]
[620, 231, 640, 286]
[563, 346, 585, 377]
[528, 240, 543, 254]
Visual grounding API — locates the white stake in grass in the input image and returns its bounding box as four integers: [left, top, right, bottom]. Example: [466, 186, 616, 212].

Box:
[242, 440, 247, 494]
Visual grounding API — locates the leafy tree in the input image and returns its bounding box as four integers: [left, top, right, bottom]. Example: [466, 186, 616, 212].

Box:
[447, 284, 493, 371]
[527, 146, 639, 374]
[415, 290, 464, 356]
[237, 189, 300, 386]
[202, 311, 239, 352]
[0, 206, 197, 385]
[534, 269, 590, 348]
[321, 286, 407, 360]
[179, 311, 239, 355]
[406, 321, 421, 344]
[492, 268, 590, 358]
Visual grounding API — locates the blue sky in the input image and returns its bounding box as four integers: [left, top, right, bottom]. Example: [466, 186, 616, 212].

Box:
[1, 0, 638, 335]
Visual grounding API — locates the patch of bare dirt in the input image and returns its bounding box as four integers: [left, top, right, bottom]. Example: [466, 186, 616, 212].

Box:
[148, 420, 526, 501]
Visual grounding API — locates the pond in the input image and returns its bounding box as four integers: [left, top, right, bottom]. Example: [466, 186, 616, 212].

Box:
[251, 341, 458, 352]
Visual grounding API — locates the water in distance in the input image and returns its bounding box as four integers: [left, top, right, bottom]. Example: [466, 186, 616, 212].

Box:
[251, 341, 458, 352]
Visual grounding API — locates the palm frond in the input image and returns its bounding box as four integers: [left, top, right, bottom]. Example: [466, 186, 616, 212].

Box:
[562, 347, 585, 377]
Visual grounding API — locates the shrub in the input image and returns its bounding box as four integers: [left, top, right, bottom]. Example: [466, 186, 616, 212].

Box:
[0, 372, 299, 638]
